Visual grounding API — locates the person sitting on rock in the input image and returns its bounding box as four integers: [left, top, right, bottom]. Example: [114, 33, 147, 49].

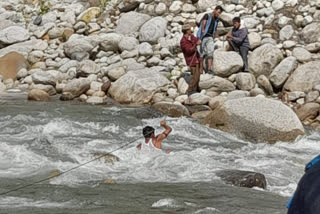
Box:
[180, 24, 202, 96]
[197, 5, 223, 74]
[137, 120, 172, 153]
[226, 17, 250, 72]
[287, 154, 320, 214]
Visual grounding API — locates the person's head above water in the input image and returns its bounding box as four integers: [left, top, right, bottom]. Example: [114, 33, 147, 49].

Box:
[142, 126, 155, 139]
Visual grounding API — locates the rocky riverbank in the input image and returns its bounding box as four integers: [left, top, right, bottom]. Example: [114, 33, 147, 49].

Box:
[0, 0, 319, 143]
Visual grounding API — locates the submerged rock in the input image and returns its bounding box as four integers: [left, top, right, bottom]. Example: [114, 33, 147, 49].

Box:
[202, 96, 305, 143]
[93, 153, 120, 165]
[216, 170, 267, 189]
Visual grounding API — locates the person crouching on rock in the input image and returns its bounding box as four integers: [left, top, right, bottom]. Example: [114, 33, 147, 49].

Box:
[180, 24, 203, 96]
[226, 17, 250, 72]
[136, 120, 172, 154]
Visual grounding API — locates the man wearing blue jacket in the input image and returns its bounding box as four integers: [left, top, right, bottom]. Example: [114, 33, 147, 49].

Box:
[227, 17, 250, 72]
[287, 154, 320, 214]
[197, 6, 223, 74]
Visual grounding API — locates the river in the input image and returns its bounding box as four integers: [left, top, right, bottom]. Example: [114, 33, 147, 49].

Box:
[0, 92, 318, 214]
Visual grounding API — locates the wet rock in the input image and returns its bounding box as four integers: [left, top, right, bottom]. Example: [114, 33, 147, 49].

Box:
[152, 101, 190, 117]
[284, 61, 320, 92]
[0, 52, 28, 80]
[115, 12, 151, 35]
[28, 89, 50, 101]
[248, 44, 283, 77]
[213, 50, 243, 77]
[109, 68, 170, 104]
[93, 153, 120, 164]
[216, 170, 267, 189]
[202, 96, 305, 143]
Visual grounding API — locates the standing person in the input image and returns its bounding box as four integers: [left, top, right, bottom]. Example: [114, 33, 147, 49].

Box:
[137, 120, 172, 153]
[180, 24, 202, 96]
[226, 17, 250, 72]
[287, 154, 320, 214]
[197, 5, 224, 74]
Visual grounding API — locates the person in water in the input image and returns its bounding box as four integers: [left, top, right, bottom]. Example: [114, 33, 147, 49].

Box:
[137, 120, 172, 153]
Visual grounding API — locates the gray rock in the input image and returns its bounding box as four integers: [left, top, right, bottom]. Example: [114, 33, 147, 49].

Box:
[147, 56, 160, 66]
[199, 74, 236, 92]
[213, 50, 243, 77]
[116, 12, 151, 35]
[242, 16, 260, 29]
[139, 17, 167, 44]
[41, 12, 57, 25]
[28, 89, 50, 101]
[306, 91, 320, 103]
[248, 32, 261, 50]
[283, 41, 296, 49]
[249, 88, 265, 97]
[62, 78, 91, 98]
[279, 25, 294, 41]
[248, 44, 283, 77]
[169, 1, 183, 14]
[178, 77, 189, 94]
[79, 60, 100, 76]
[301, 23, 320, 44]
[31, 84, 56, 96]
[63, 34, 95, 58]
[257, 75, 273, 95]
[109, 68, 170, 104]
[219, 12, 234, 27]
[120, 49, 139, 59]
[236, 72, 256, 91]
[103, 58, 145, 74]
[152, 101, 190, 117]
[27, 50, 44, 64]
[33, 16, 42, 26]
[202, 96, 305, 143]
[59, 60, 78, 73]
[272, 0, 284, 11]
[182, 3, 197, 13]
[31, 70, 60, 86]
[284, 61, 320, 92]
[107, 66, 126, 81]
[185, 93, 210, 105]
[48, 27, 64, 39]
[155, 2, 167, 15]
[261, 37, 277, 46]
[61, 10, 76, 25]
[86, 96, 104, 104]
[227, 90, 250, 100]
[17, 68, 28, 80]
[118, 36, 139, 52]
[209, 96, 226, 110]
[306, 42, 320, 53]
[197, 0, 219, 12]
[138, 42, 153, 56]
[287, 91, 305, 101]
[0, 26, 30, 45]
[34, 23, 55, 39]
[295, 103, 320, 121]
[71, 52, 90, 62]
[100, 33, 123, 52]
[269, 56, 297, 89]
[292, 47, 312, 63]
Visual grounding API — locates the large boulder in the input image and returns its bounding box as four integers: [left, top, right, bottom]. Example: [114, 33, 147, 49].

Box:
[301, 23, 320, 44]
[199, 74, 236, 92]
[0, 52, 28, 80]
[248, 44, 283, 77]
[0, 26, 30, 45]
[213, 50, 243, 77]
[202, 96, 305, 143]
[31, 70, 64, 86]
[284, 61, 320, 92]
[109, 68, 170, 104]
[115, 12, 151, 35]
[269, 56, 297, 89]
[139, 17, 167, 44]
[152, 101, 190, 117]
[216, 170, 267, 189]
[28, 89, 50, 101]
[236, 72, 256, 91]
[248, 32, 262, 50]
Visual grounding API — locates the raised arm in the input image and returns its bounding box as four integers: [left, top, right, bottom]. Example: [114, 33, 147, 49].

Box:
[154, 121, 172, 149]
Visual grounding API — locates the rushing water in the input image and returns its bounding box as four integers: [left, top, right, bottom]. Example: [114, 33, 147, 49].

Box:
[0, 93, 319, 213]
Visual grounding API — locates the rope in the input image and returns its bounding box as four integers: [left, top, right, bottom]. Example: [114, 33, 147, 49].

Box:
[0, 130, 153, 196]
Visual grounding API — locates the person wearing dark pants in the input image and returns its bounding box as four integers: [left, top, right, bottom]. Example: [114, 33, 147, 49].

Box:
[180, 24, 202, 96]
[227, 17, 250, 72]
[287, 154, 320, 214]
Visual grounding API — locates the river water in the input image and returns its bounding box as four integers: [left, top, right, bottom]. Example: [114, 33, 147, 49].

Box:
[0, 92, 319, 213]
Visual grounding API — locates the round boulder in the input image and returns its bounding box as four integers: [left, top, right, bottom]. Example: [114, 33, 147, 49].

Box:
[28, 89, 50, 101]
[139, 17, 167, 44]
[213, 50, 243, 77]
